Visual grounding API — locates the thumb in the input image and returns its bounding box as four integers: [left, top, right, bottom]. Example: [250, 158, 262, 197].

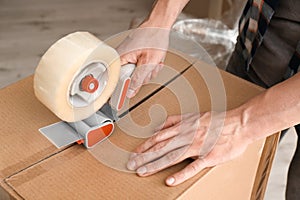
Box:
[120, 57, 128, 66]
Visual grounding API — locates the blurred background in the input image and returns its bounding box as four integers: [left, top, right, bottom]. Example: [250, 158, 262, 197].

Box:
[0, 0, 243, 89]
[0, 0, 297, 199]
[0, 0, 153, 88]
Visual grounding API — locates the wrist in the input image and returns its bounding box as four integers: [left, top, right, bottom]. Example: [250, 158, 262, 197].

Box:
[223, 108, 253, 145]
[230, 103, 267, 144]
[141, 0, 189, 29]
[141, 8, 176, 29]
[140, 17, 173, 29]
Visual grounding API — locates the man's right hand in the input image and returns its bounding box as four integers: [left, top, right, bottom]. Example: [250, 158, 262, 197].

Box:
[117, 26, 169, 98]
[116, 0, 191, 98]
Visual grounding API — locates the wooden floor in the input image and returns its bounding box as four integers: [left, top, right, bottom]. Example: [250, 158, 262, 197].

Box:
[0, 0, 152, 88]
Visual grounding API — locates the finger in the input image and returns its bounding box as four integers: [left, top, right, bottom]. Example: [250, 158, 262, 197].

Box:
[120, 57, 129, 66]
[120, 52, 138, 66]
[119, 53, 140, 98]
[126, 50, 165, 98]
[159, 62, 164, 71]
[128, 134, 191, 171]
[182, 112, 200, 120]
[127, 62, 153, 98]
[136, 146, 188, 177]
[143, 72, 152, 84]
[165, 159, 207, 186]
[154, 115, 182, 132]
[135, 125, 180, 153]
[126, 70, 144, 98]
[150, 65, 161, 80]
[149, 55, 165, 80]
[154, 113, 195, 132]
[127, 139, 171, 170]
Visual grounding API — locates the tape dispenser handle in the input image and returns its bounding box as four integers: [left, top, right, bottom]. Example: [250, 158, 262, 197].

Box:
[110, 63, 135, 111]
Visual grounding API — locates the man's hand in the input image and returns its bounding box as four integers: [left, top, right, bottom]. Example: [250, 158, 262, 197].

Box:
[127, 112, 250, 186]
[117, 27, 169, 98]
[116, 0, 191, 98]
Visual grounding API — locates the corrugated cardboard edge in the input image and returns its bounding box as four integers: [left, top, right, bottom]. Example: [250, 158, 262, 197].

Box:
[251, 133, 280, 200]
[0, 144, 73, 200]
[0, 181, 19, 200]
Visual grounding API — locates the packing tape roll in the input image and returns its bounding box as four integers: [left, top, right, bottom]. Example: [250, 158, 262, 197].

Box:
[34, 32, 120, 122]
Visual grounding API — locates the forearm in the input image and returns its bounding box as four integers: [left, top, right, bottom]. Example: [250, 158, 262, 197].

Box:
[232, 73, 300, 142]
[142, 0, 190, 28]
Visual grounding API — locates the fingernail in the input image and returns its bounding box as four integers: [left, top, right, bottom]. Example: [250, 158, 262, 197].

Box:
[154, 123, 163, 132]
[130, 153, 137, 159]
[127, 160, 136, 170]
[159, 64, 164, 71]
[137, 166, 147, 175]
[127, 89, 135, 98]
[147, 73, 151, 80]
[166, 177, 175, 185]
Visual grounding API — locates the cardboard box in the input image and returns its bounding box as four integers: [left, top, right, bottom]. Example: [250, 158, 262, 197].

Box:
[0, 52, 278, 199]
